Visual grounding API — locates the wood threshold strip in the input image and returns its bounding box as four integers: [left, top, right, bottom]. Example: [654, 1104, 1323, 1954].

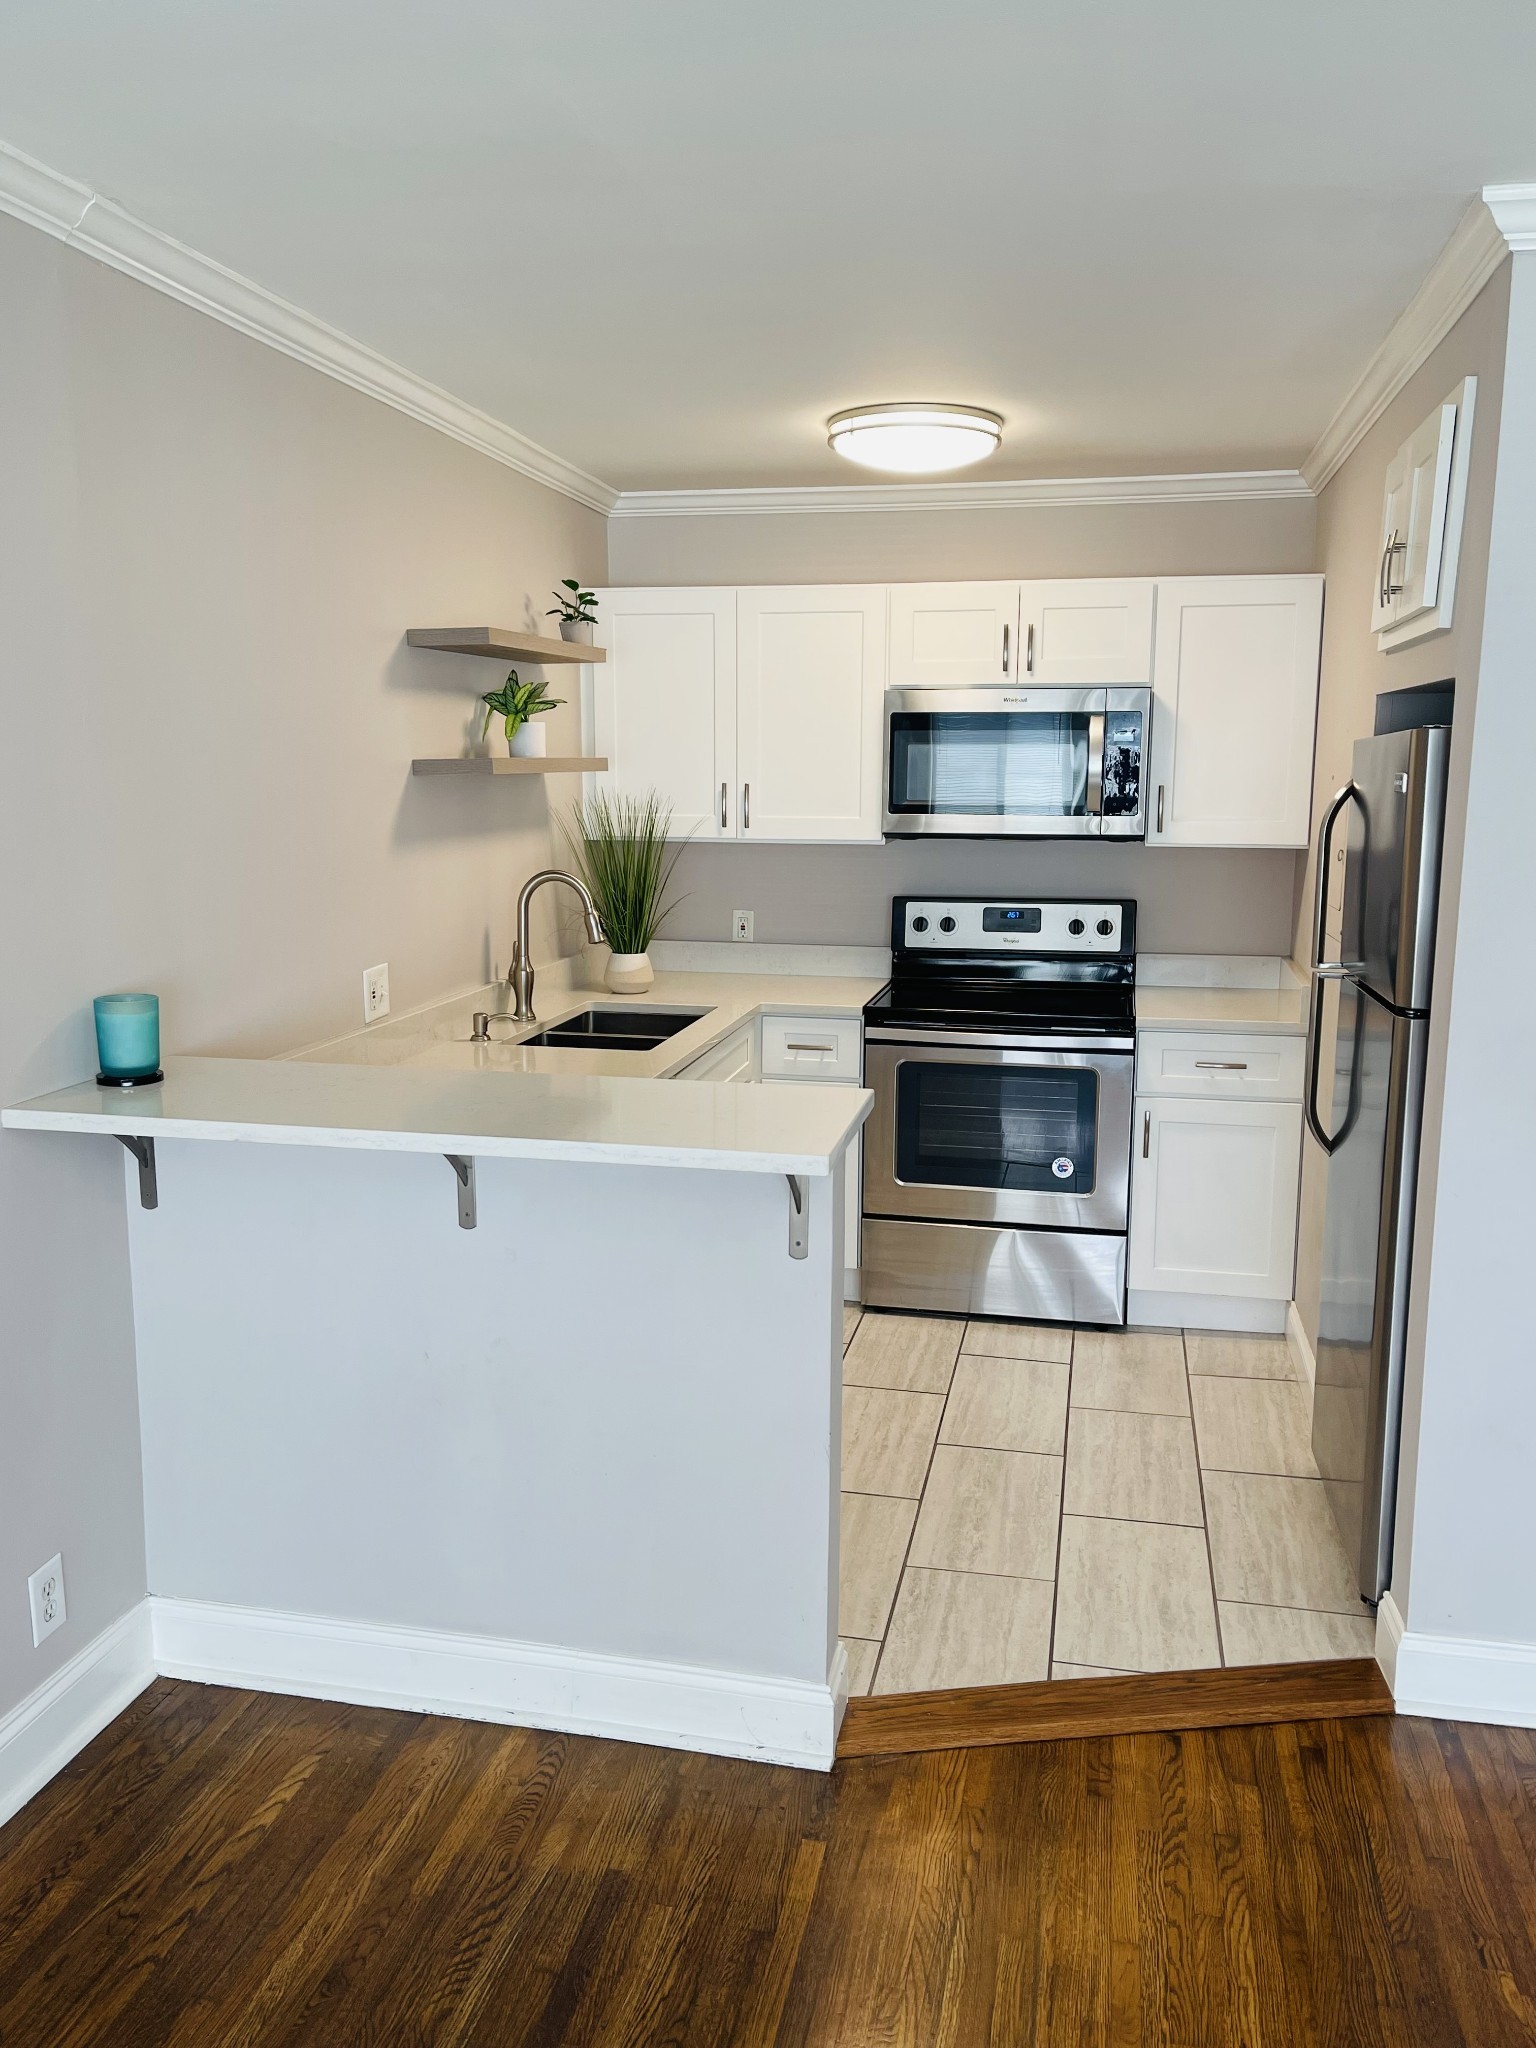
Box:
[837, 1657, 1393, 1760]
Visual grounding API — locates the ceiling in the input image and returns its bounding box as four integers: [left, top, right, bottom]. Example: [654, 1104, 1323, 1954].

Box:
[0, 0, 1533, 493]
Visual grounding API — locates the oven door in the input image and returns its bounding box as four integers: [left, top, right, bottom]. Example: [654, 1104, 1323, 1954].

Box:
[864, 1035, 1134, 1231]
[883, 686, 1149, 838]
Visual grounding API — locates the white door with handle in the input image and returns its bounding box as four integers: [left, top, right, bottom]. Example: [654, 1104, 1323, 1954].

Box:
[1017, 580, 1155, 684]
[736, 587, 887, 841]
[888, 582, 1020, 686]
[588, 589, 737, 837]
[1128, 1096, 1301, 1299]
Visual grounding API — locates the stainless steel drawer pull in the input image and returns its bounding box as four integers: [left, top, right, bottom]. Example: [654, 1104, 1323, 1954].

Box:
[1156, 784, 1165, 834]
[786, 1042, 834, 1053]
[1142, 1110, 1151, 1158]
[1195, 1060, 1248, 1070]
[720, 780, 727, 829]
[1025, 622, 1036, 673]
[743, 782, 751, 829]
[1002, 623, 1010, 674]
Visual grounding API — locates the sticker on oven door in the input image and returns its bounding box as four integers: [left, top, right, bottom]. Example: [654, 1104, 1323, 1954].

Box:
[1051, 1157, 1074, 1179]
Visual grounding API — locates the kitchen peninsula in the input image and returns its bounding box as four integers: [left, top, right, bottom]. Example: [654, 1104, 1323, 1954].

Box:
[3, 989, 873, 1771]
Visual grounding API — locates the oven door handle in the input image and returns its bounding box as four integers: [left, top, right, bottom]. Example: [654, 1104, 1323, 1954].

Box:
[864, 1026, 1135, 1058]
[1086, 711, 1105, 818]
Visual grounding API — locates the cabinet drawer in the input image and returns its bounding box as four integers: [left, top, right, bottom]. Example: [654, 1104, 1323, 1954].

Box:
[674, 1019, 757, 1082]
[759, 1013, 862, 1081]
[1136, 1030, 1303, 1102]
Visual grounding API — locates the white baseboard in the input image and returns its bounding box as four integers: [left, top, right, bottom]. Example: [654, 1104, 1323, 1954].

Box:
[151, 1598, 843, 1770]
[1286, 1300, 1317, 1389]
[1127, 1290, 1288, 1334]
[0, 1602, 156, 1829]
[1377, 1591, 1536, 1728]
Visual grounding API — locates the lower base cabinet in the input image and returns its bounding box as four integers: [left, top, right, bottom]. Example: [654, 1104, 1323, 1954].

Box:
[1128, 1092, 1301, 1306]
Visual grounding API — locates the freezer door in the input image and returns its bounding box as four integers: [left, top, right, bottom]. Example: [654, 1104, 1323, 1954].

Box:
[1312, 980, 1429, 1601]
[1343, 725, 1449, 1012]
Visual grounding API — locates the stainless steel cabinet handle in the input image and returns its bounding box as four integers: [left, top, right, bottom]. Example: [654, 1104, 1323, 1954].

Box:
[1378, 539, 1392, 609]
[1142, 1110, 1150, 1158]
[720, 780, 727, 830]
[1002, 623, 1010, 674]
[1156, 784, 1165, 834]
[1384, 531, 1406, 599]
[1195, 1060, 1248, 1070]
[742, 782, 750, 829]
[786, 1042, 834, 1054]
[1025, 622, 1036, 674]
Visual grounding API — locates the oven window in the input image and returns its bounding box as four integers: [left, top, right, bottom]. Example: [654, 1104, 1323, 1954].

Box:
[888, 711, 1089, 816]
[895, 1059, 1099, 1193]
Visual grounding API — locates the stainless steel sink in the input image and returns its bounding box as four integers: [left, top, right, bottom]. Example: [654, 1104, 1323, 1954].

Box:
[521, 1007, 709, 1053]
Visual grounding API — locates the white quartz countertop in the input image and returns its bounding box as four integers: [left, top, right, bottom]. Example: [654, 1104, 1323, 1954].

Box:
[1135, 984, 1309, 1035]
[2, 1055, 871, 1176]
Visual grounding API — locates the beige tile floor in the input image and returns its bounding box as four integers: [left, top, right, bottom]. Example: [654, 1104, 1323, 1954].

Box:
[839, 1306, 1377, 1697]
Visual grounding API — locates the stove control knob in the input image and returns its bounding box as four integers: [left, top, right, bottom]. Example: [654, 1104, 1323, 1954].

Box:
[1096, 917, 1115, 936]
[911, 915, 929, 933]
[1067, 917, 1085, 936]
[939, 915, 957, 933]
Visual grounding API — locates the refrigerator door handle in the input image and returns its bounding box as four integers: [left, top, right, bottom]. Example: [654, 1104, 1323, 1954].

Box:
[1305, 781, 1362, 1154]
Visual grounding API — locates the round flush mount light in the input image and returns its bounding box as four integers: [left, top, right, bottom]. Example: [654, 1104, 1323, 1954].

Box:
[827, 402, 1003, 475]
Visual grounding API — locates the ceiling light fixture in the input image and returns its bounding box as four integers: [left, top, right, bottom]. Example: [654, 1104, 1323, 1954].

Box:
[827, 402, 1003, 475]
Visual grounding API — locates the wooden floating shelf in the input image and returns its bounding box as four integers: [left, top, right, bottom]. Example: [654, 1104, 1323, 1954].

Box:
[412, 756, 608, 778]
[406, 627, 606, 664]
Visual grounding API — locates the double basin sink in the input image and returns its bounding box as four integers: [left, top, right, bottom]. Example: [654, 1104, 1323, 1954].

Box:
[520, 1007, 709, 1054]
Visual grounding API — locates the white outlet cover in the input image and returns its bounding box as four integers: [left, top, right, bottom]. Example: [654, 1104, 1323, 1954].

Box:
[363, 963, 390, 1022]
[28, 1552, 66, 1647]
[732, 911, 754, 942]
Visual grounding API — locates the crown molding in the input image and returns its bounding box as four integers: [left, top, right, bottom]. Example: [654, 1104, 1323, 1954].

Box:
[0, 138, 619, 515]
[1302, 188, 1536, 494]
[609, 469, 1312, 519]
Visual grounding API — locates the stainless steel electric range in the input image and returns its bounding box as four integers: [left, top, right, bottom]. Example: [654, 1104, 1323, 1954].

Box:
[860, 895, 1137, 1326]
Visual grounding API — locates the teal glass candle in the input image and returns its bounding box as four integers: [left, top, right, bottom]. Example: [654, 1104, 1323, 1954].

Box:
[94, 994, 161, 1083]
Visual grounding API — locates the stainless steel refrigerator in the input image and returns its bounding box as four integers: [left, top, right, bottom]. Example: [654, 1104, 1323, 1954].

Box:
[1304, 723, 1450, 1604]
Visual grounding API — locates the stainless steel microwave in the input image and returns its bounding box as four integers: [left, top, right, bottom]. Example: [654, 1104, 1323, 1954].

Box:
[882, 686, 1151, 839]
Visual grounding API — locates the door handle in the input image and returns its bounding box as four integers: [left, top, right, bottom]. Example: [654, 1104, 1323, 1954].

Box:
[1142, 1110, 1150, 1159]
[720, 780, 727, 830]
[743, 782, 751, 830]
[1384, 530, 1407, 601]
[1155, 784, 1165, 834]
[1086, 711, 1105, 817]
[1002, 623, 1010, 674]
[1195, 1061, 1248, 1071]
[1025, 622, 1035, 674]
[1304, 780, 1361, 1154]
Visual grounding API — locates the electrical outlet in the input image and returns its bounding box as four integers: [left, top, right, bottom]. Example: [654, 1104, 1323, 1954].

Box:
[732, 911, 754, 942]
[28, 1554, 66, 1647]
[362, 963, 390, 1023]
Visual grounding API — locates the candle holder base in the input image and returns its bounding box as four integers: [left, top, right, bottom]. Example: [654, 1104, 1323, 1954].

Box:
[96, 1070, 164, 1088]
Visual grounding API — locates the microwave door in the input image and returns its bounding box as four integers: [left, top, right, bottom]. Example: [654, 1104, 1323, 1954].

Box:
[884, 688, 1105, 837]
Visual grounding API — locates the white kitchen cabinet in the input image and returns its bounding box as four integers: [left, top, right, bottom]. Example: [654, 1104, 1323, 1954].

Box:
[888, 582, 1019, 686]
[1128, 1095, 1301, 1303]
[1372, 378, 1477, 649]
[672, 1018, 758, 1082]
[588, 588, 737, 837]
[736, 587, 886, 841]
[1146, 576, 1323, 849]
[1017, 579, 1155, 684]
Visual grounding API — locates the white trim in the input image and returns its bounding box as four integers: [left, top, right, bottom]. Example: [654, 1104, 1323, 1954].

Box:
[0, 139, 618, 516]
[1377, 1591, 1536, 1729]
[0, 1602, 156, 1829]
[150, 1598, 843, 1771]
[609, 469, 1311, 520]
[1302, 193, 1527, 494]
[1126, 1290, 1288, 1334]
[1286, 1299, 1317, 1390]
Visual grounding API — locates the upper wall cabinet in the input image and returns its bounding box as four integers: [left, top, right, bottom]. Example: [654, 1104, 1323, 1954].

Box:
[888, 582, 1019, 685]
[588, 588, 737, 837]
[1371, 377, 1477, 650]
[736, 587, 888, 841]
[1147, 577, 1324, 849]
[1018, 580, 1155, 684]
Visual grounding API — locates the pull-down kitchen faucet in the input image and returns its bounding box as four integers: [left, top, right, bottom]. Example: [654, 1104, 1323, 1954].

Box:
[508, 869, 604, 1022]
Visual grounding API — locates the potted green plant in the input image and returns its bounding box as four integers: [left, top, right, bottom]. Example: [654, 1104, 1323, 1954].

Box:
[548, 579, 598, 646]
[564, 790, 686, 993]
[481, 668, 564, 758]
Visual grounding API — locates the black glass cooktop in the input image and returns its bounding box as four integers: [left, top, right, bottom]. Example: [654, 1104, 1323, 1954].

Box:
[866, 973, 1136, 1040]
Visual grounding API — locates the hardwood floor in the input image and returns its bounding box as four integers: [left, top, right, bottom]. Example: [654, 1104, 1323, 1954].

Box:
[4, 1679, 1536, 2045]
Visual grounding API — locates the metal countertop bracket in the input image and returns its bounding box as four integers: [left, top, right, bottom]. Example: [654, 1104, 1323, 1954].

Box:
[786, 1174, 809, 1259]
[445, 1155, 477, 1229]
[117, 1135, 158, 1210]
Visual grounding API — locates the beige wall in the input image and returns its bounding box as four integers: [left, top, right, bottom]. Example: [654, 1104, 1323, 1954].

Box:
[613, 494, 1316, 953]
[0, 210, 605, 1720]
[1291, 265, 1510, 1353]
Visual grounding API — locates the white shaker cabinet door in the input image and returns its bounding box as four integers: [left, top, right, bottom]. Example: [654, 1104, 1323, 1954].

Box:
[1392, 401, 1459, 629]
[1128, 1096, 1301, 1300]
[587, 589, 737, 837]
[888, 582, 1020, 686]
[1017, 579, 1155, 684]
[736, 587, 887, 841]
[1147, 576, 1323, 848]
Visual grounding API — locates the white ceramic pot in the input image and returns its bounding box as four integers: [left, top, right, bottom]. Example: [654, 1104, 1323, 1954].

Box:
[558, 617, 594, 645]
[606, 951, 654, 994]
[509, 722, 547, 758]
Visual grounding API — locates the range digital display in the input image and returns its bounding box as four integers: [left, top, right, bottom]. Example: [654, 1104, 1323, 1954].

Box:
[982, 906, 1042, 933]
